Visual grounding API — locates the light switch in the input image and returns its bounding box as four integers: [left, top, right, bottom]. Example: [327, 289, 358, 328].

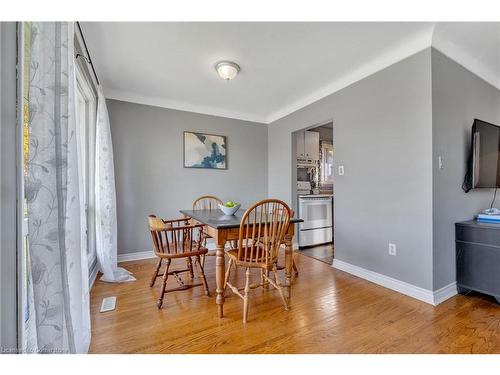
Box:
[338, 165, 344, 176]
[438, 156, 444, 170]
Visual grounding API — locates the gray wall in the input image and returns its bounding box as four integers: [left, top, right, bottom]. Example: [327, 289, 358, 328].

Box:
[431, 48, 500, 290]
[0, 22, 18, 350]
[107, 99, 268, 255]
[269, 49, 434, 290]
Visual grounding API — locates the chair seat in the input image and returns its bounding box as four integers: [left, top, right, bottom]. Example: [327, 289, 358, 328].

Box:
[227, 248, 273, 269]
[157, 244, 208, 259]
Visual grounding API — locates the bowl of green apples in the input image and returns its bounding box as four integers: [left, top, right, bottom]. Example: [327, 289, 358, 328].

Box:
[218, 201, 241, 215]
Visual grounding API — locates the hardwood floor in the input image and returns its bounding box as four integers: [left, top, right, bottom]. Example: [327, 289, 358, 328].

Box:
[89, 253, 500, 353]
[299, 243, 334, 264]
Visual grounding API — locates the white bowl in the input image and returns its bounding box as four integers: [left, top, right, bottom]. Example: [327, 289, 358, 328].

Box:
[218, 203, 241, 215]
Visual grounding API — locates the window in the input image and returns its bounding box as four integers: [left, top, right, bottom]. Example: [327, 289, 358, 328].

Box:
[76, 62, 97, 271]
[320, 142, 334, 185]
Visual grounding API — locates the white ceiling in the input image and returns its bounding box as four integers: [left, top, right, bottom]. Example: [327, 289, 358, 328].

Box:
[81, 22, 500, 124]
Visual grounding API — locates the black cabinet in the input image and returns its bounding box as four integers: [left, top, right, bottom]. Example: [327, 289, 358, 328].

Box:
[456, 220, 500, 304]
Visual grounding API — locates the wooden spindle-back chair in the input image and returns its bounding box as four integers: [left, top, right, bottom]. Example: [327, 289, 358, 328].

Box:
[191, 195, 237, 266]
[192, 195, 223, 211]
[224, 199, 292, 323]
[148, 215, 210, 309]
[192, 196, 222, 248]
[258, 209, 299, 287]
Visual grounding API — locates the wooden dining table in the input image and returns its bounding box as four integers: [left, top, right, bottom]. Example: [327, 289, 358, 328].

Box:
[180, 208, 303, 318]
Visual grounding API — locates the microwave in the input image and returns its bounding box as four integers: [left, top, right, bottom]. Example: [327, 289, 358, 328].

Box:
[297, 167, 310, 182]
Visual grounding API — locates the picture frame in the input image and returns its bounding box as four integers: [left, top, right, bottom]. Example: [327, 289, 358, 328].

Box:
[183, 131, 227, 169]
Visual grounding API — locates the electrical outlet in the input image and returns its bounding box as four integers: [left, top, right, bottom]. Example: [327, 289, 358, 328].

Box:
[338, 165, 345, 176]
[388, 243, 397, 256]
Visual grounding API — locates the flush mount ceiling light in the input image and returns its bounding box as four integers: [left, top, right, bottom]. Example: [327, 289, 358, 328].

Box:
[215, 61, 240, 80]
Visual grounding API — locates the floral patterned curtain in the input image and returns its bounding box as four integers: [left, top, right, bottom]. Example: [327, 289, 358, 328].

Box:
[95, 87, 135, 282]
[25, 22, 91, 353]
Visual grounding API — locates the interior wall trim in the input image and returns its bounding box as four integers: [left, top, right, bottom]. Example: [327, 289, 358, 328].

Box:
[89, 265, 98, 289]
[115, 251, 456, 306]
[117, 241, 301, 264]
[103, 27, 436, 125]
[117, 250, 155, 263]
[105, 88, 267, 124]
[433, 281, 458, 305]
[332, 259, 456, 306]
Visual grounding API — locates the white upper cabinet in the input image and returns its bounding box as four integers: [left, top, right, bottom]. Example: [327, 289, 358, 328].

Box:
[296, 131, 305, 158]
[305, 131, 320, 160]
[296, 130, 320, 160]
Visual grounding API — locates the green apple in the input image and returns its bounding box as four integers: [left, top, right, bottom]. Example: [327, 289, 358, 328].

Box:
[225, 201, 235, 207]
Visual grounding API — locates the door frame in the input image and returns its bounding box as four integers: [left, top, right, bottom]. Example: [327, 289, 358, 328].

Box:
[291, 118, 334, 248]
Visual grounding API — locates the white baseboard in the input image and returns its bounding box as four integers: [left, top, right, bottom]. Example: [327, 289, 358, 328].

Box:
[118, 250, 155, 263]
[89, 265, 98, 289]
[332, 259, 456, 306]
[117, 242, 222, 263]
[117, 240, 298, 264]
[433, 282, 458, 305]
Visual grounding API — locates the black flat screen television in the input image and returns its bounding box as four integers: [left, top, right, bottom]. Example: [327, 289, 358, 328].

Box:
[463, 119, 500, 192]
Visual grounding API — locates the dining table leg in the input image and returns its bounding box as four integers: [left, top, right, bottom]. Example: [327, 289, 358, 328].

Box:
[284, 233, 293, 304]
[215, 233, 227, 318]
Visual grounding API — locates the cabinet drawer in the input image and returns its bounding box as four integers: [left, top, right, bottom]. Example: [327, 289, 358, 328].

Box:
[456, 225, 500, 247]
[456, 241, 500, 296]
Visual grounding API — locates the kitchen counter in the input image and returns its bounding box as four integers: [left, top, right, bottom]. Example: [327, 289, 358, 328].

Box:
[298, 194, 333, 198]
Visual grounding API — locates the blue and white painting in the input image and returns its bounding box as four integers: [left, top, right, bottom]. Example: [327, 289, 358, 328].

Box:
[183, 131, 227, 169]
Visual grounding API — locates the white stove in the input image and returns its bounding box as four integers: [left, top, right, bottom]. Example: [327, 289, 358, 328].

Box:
[297, 195, 333, 247]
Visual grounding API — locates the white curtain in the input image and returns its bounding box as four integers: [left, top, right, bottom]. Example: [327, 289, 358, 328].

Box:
[25, 22, 91, 353]
[95, 87, 135, 282]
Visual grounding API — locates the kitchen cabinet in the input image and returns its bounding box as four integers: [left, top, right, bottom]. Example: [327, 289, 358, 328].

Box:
[305, 131, 320, 160]
[296, 131, 305, 158]
[296, 130, 320, 160]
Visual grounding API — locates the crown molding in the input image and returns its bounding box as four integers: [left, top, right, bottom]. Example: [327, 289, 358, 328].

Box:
[104, 88, 268, 124]
[106, 26, 444, 125]
[432, 35, 500, 91]
[266, 25, 435, 124]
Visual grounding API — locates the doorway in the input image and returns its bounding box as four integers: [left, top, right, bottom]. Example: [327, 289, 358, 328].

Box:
[292, 121, 334, 265]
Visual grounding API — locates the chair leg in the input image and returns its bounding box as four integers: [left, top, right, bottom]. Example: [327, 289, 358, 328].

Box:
[150, 258, 163, 287]
[293, 260, 299, 277]
[273, 264, 288, 310]
[196, 255, 210, 296]
[224, 258, 233, 291]
[261, 269, 270, 289]
[157, 259, 171, 309]
[243, 267, 251, 323]
[186, 257, 194, 278]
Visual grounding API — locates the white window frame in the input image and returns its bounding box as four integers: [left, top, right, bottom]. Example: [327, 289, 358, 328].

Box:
[75, 62, 97, 270]
[320, 142, 334, 185]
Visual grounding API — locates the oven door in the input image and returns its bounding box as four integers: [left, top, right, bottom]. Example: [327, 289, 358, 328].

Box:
[298, 196, 332, 230]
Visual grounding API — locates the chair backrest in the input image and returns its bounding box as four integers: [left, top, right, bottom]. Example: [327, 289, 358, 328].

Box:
[192, 195, 223, 211]
[236, 199, 292, 266]
[148, 215, 205, 257]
